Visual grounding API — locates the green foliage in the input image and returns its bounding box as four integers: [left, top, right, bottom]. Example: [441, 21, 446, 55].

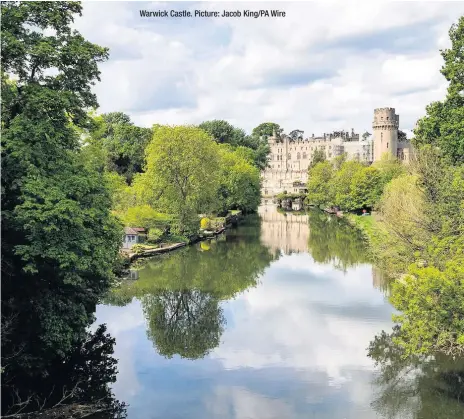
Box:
[217, 144, 261, 213]
[252, 122, 283, 139]
[87, 112, 152, 184]
[1, 2, 124, 414]
[198, 120, 270, 170]
[147, 228, 163, 243]
[120, 204, 171, 230]
[413, 16, 464, 163]
[275, 192, 306, 201]
[354, 145, 464, 357]
[391, 262, 464, 357]
[330, 160, 366, 209]
[199, 119, 236, 144]
[306, 161, 334, 206]
[130, 244, 157, 255]
[135, 125, 220, 234]
[350, 166, 383, 209]
[372, 153, 406, 186]
[309, 149, 326, 170]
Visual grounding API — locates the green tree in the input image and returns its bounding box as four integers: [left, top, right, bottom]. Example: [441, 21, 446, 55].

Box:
[372, 153, 406, 187]
[330, 160, 365, 210]
[134, 125, 220, 234]
[199, 119, 236, 145]
[88, 112, 152, 184]
[413, 16, 464, 163]
[306, 161, 333, 206]
[217, 144, 261, 213]
[251, 122, 283, 139]
[390, 263, 464, 357]
[121, 204, 171, 231]
[350, 166, 383, 209]
[1, 2, 123, 415]
[309, 149, 326, 170]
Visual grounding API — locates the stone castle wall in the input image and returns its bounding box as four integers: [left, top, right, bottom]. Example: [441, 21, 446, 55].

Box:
[261, 107, 413, 197]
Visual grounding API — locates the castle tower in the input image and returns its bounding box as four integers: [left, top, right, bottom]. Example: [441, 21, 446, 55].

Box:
[372, 108, 399, 161]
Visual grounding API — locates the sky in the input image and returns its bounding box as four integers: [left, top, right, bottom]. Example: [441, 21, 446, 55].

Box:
[74, 1, 464, 137]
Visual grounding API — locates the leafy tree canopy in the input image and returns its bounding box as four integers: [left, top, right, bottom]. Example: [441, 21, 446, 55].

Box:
[252, 122, 283, 139]
[1, 2, 123, 414]
[133, 125, 221, 234]
[413, 16, 464, 163]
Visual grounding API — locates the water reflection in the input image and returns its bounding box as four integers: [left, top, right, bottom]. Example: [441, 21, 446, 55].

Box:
[258, 205, 310, 254]
[369, 326, 464, 419]
[143, 290, 225, 360]
[105, 218, 278, 360]
[97, 206, 462, 418]
[2, 323, 127, 418]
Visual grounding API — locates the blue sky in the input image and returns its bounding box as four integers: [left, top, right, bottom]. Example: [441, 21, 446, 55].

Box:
[74, 2, 464, 137]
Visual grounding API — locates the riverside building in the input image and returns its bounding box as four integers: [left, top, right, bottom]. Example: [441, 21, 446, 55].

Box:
[261, 107, 413, 197]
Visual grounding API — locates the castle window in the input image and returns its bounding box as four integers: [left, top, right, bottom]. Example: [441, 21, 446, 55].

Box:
[303, 152, 307, 159]
[288, 153, 291, 160]
[387, 142, 389, 148]
[297, 152, 301, 160]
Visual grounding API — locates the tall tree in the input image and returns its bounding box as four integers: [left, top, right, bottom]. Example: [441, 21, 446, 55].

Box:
[414, 16, 464, 163]
[1, 2, 122, 414]
[309, 149, 326, 170]
[134, 125, 221, 234]
[216, 144, 261, 213]
[88, 112, 152, 184]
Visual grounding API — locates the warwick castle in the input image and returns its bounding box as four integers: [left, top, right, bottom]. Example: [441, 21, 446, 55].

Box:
[261, 107, 414, 196]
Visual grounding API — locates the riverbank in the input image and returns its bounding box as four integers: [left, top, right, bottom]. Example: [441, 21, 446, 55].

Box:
[121, 211, 243, 263]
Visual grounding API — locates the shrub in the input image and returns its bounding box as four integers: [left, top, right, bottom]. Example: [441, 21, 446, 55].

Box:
[147, 228, 163, 243]
[131, 244, 146, 254]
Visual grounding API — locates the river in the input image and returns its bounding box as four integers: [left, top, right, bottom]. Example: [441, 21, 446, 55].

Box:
[96, 205, 464, 419]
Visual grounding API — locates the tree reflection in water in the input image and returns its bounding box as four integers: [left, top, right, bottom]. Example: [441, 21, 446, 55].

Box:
[143, 290, 225, 360]
[368, 325, 464, 419]
[105, 216, 278, 360]
[2, 325, 127, 418]
[306, 210, 370, 272]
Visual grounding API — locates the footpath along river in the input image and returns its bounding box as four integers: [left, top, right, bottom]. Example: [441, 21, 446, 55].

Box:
[95, 205, 464, 419]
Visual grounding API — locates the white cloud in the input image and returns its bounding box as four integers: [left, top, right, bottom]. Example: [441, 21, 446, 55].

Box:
[208, 256, 394, 417]
[73, 2, 464, 135]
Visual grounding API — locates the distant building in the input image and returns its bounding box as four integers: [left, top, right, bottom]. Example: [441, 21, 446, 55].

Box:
[261, 107, 414, 197]
[122, 227, 146, 249]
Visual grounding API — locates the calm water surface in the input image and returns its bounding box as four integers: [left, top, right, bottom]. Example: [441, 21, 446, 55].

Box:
[96, 206, 464, 419]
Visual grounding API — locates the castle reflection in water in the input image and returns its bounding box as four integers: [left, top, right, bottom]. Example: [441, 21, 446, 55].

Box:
[258, 204, 310, 254]
[258, 203, 390, 294]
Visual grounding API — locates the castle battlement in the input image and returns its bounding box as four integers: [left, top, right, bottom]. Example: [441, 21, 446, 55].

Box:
[261, 107, 413, 197]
